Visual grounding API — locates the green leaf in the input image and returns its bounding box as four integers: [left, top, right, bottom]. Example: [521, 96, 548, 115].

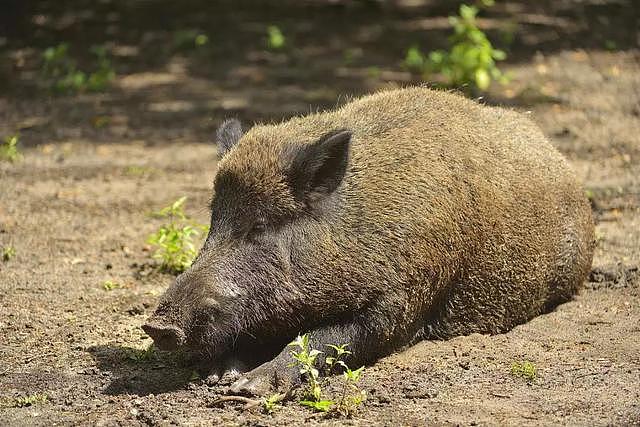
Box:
[475, 68, 490, 90]
[288, 334, 308, 350]
[460, 5, 478, 21]
[404, 45, 425, 71]
[344, 366, 365, 382]
[300, 400, 334, 412]
[267, 25, 286, 50]
[310, 367, 319, 380]
[492, 49, 506, 60]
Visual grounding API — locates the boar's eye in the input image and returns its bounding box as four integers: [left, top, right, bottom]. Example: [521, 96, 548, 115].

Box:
[251, 221, 266, 234]
[247, 219, 267, 239]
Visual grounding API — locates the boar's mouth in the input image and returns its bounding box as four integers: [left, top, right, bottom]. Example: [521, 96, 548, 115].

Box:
[142, 305, 294, 371]
[185, 318, 292, 372]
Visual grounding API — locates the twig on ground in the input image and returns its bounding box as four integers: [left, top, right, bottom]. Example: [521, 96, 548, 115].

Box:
[491, 392, 511, 398]
[210, 395, 261, 410]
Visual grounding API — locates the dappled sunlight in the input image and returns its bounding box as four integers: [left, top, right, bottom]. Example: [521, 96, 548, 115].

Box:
[0, 1, 638, 425]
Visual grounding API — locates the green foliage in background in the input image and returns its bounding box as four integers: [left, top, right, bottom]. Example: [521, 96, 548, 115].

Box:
[405, 3, 507, 91]
[267, 25, 286, 50]
[41, 43, 115, 94]
[172, 29, 209, 51]
[147, 197, 209, 274]
[0, 135, 21, 163]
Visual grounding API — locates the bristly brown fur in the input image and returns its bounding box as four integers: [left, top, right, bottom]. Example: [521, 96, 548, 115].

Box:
[145, 87, 595, 392]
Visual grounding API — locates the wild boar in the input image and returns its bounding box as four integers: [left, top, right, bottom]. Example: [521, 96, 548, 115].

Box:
[142, 87, 595, 395]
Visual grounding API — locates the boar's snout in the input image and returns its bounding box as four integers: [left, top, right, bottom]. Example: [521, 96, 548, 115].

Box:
[142, 322, 186, 351]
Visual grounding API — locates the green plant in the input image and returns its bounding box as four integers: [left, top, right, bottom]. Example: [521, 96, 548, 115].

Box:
[2, 246, 16, 261]
[124, 165, 155, 177]
[147, 197, 208, 274]
[92, 115, 111, 128]
[172, 29, 209, 50]
[102, 280, 121, 291]
[14, 394, 48, 407]
[41, 43, 115, 94]
[267, 25, 286, 50]
[127, 345, 157, 362]
[511, 360, 537, 382]
[288, 334, 366, 416]
[263, 393, 284, 414]
[405, 4, 507, 91]
[336, 366, 366, 416]
[86, 45, 116, 92]
[604, 40, 617, 51]
[342, 48, 361, 65]
[289, 335, 327, 409]
[42, 43, 84, 94]
[366, 66, 381, 79]
[404, 45, 426, 72]
[0, 135, 21, 163]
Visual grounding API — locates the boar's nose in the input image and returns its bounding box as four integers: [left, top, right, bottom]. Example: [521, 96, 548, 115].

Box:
[141, 322, 186, 351]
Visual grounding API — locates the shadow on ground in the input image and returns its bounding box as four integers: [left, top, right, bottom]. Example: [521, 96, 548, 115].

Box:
[1, 0, 638, 146]
[87, 345, 194, 396]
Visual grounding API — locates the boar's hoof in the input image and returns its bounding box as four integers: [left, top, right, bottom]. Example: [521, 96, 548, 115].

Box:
[141, 323, 186, 351]
[229, 360, 296, 396]
[229, 374, 272, 396]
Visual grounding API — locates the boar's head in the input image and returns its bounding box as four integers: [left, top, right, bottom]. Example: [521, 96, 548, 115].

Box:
[143, 119, 352, 368]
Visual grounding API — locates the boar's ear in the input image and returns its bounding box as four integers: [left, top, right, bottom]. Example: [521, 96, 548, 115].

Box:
[287, 129, 351, 203]
[216, 119, 243, 157]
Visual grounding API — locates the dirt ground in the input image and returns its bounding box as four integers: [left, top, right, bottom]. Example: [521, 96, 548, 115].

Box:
[1, 1, 639, 425]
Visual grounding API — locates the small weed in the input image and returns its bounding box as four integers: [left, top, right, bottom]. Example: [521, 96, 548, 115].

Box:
[366, 66, 381, 79]
[41, 43, 115, 94]
[404, 45, 426, 72]
[102, 280, 121, 291]
[92, 115, 111, 128]
[124, 165, 155, 177]
[262, 393, 284, 414]
[604, 40, 617, 51]
[585, 189, 595, 202]
[86, 45, 116, 92]
[14, 394, 48, 407]
[173, 29, 209, 50]
[405, 3, 507, 91]
[147, 197, 209, 274]
[266, 25, 286, 50]
[127, 345, 156, 362]
[289, 334, 324, 406]
[2, 246, 16, 262]
[511, 361, 537, 382]
[336, 366, 366, 416]
[0, 135, 21, 163]
[288, 334, 366, 416]
[342, 48, 362, 65]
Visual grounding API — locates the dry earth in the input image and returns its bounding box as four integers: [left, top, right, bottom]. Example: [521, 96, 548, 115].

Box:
[1, 1, 639, 425]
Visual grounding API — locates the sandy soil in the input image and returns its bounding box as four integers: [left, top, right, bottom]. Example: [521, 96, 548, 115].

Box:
[1, 1, 639, 425]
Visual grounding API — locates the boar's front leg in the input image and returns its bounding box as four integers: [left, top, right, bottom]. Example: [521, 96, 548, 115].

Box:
[229, 318, 415, 396]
